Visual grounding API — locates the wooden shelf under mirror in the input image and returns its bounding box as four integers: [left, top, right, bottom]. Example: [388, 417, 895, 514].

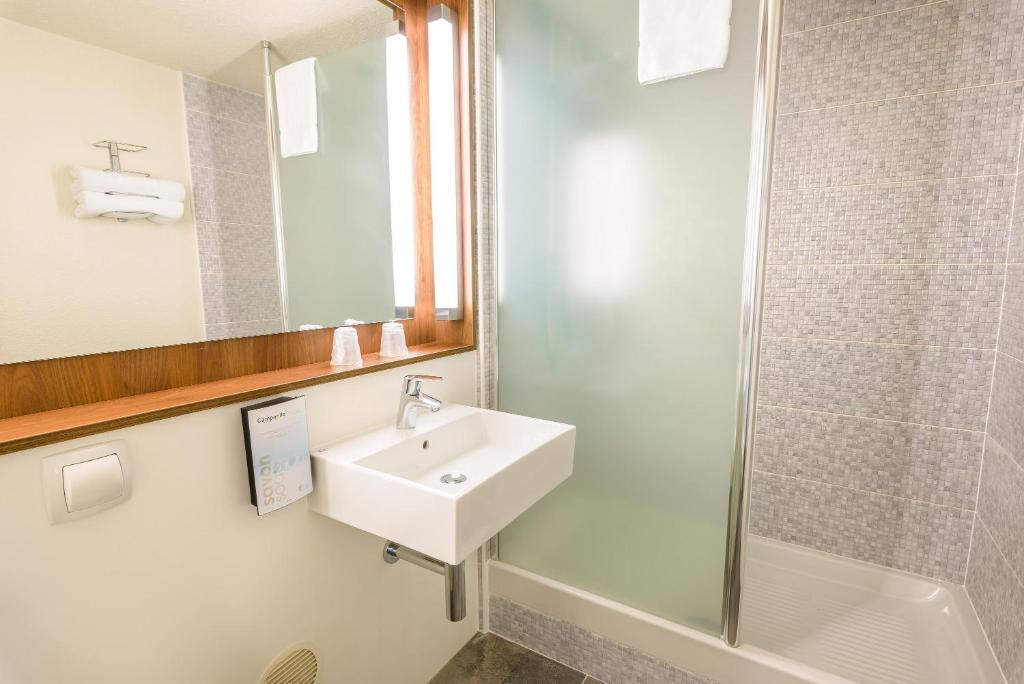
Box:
[0, 342, 470, 456]
[0, 0, 475, 454]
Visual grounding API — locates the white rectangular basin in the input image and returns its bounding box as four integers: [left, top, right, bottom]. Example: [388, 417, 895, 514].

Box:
[308, 404, 575, 564]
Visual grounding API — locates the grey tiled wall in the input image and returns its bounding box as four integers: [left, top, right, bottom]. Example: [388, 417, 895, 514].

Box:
[489, 596, 716, 684]
[750, 0, 1024, 586]
[966, 521, 1024, 683]
[474, 0, 498, 411]
[182, 74, 283, 340]
[967, 74, 1024, 684]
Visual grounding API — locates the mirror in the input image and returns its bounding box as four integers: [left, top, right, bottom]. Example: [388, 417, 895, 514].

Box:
[0, 0, 413, 365]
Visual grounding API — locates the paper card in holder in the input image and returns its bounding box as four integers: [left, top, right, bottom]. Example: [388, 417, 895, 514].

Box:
[241, 396, 313, 515]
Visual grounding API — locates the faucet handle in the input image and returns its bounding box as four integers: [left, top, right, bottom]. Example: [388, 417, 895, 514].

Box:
[402, 374, 442, 395]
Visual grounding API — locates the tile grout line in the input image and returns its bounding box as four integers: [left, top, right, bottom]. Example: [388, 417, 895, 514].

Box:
[782, 0, 950, 37]
[762, 334, 997, 353]
[978, 516, 1024, 592]
[765, 263, 1006, 268]
[754, 468, 978, 514]
[987, 434, 1024, 478]
[772, 172, 1017, 192]
[775, 262, 1018, 268]
[757, 402, 986, 435]
[185, 106, 266, 130]
[205, 317, 280, 326]
[997, 347, 1024, 367]
[190, 163, 269, 180]
[779, 79, 1024, 118]
[195, 219, 275, 229]
[961, 550, 1012, 684]
[762, 330, 1000, 354]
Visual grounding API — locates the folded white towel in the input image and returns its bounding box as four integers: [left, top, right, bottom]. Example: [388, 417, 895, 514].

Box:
[70, 166, 185, 202]
[638, 0, 732, 85]
[74, 190, 184, 225]
[274, 58, 319, 158]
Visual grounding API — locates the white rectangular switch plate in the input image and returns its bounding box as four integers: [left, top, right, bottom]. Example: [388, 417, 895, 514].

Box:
[41, 440, 132, 524]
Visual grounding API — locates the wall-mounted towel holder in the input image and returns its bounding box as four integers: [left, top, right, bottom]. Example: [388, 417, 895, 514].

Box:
[90, 141, 154, 221]
[92, 140, 151, 177]
[74, 141, 185, 224]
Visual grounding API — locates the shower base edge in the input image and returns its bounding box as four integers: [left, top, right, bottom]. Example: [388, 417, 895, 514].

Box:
[487, 557, 848, 684]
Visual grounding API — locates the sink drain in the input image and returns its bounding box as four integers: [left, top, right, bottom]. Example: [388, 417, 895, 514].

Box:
[440, 472, 467, 484]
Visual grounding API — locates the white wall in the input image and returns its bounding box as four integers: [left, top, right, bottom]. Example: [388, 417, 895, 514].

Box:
[0, 353, 479, 684]
[0, 18, 205, 364]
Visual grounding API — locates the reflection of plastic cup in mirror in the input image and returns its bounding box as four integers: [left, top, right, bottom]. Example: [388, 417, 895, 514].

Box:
[330, 327, 362, 367]
[379, 321, 409, 358]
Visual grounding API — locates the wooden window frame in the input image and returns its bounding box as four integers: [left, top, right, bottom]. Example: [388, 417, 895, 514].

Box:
[0, 0, 475, 455]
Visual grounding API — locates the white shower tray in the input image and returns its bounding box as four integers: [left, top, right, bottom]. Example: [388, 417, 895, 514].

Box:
[743, 537, 1004, 684]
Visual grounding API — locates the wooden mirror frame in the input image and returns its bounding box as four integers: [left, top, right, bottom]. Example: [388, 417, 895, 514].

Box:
[0, 0, 475, 454]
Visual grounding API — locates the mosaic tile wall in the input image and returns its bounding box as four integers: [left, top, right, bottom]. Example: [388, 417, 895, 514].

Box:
[489, 596, 716, 684]
[182, 74, 283, 341]
[473, 0, 500, 632]
[474, 0, 498, 411]
[967, 90, 1024, 684]
[749, 0, 1024, 586]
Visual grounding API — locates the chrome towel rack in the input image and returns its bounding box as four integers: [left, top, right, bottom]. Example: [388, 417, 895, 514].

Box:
[88, 141, 155, 221]
[91, 140, 150, 177]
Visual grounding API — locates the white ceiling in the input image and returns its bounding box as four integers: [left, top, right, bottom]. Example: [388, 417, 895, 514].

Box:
[0, 0, 396, 92]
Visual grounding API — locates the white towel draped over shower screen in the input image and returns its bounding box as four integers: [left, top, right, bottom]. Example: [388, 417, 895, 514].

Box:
[638, 0, 732, 84]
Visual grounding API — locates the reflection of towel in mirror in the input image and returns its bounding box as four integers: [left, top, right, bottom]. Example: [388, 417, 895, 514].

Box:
[275, 57, 319, 157]
[70, 166, 185, 202]
[74, 190, 185, 225]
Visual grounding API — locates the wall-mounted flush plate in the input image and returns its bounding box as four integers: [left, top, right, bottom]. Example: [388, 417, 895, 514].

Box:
[40, 440, 132, 524]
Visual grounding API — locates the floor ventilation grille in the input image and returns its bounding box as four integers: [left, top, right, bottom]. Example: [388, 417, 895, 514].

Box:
[260, 646, 318, 684]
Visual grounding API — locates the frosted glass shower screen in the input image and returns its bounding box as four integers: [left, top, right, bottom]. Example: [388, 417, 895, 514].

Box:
[494, 0, 758, 633]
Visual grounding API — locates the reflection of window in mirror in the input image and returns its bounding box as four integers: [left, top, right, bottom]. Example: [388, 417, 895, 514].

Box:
[427, 4, 464, 322]
[0, 0, 423, 365]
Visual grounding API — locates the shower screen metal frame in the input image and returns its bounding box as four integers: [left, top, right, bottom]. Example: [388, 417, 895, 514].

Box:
[721, 0, 784, 648]
[478, 0, 785, 645]
[262, 40, 291, 333]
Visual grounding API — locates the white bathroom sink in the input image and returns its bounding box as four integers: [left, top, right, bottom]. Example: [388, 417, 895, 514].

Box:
[308, 404, 575, 564]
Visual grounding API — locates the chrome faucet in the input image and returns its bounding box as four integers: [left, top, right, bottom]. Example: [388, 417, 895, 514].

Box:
[396, 374, 442, 429]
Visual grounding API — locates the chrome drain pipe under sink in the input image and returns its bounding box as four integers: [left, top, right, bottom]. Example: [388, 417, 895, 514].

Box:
[383, 541, 466, 622]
